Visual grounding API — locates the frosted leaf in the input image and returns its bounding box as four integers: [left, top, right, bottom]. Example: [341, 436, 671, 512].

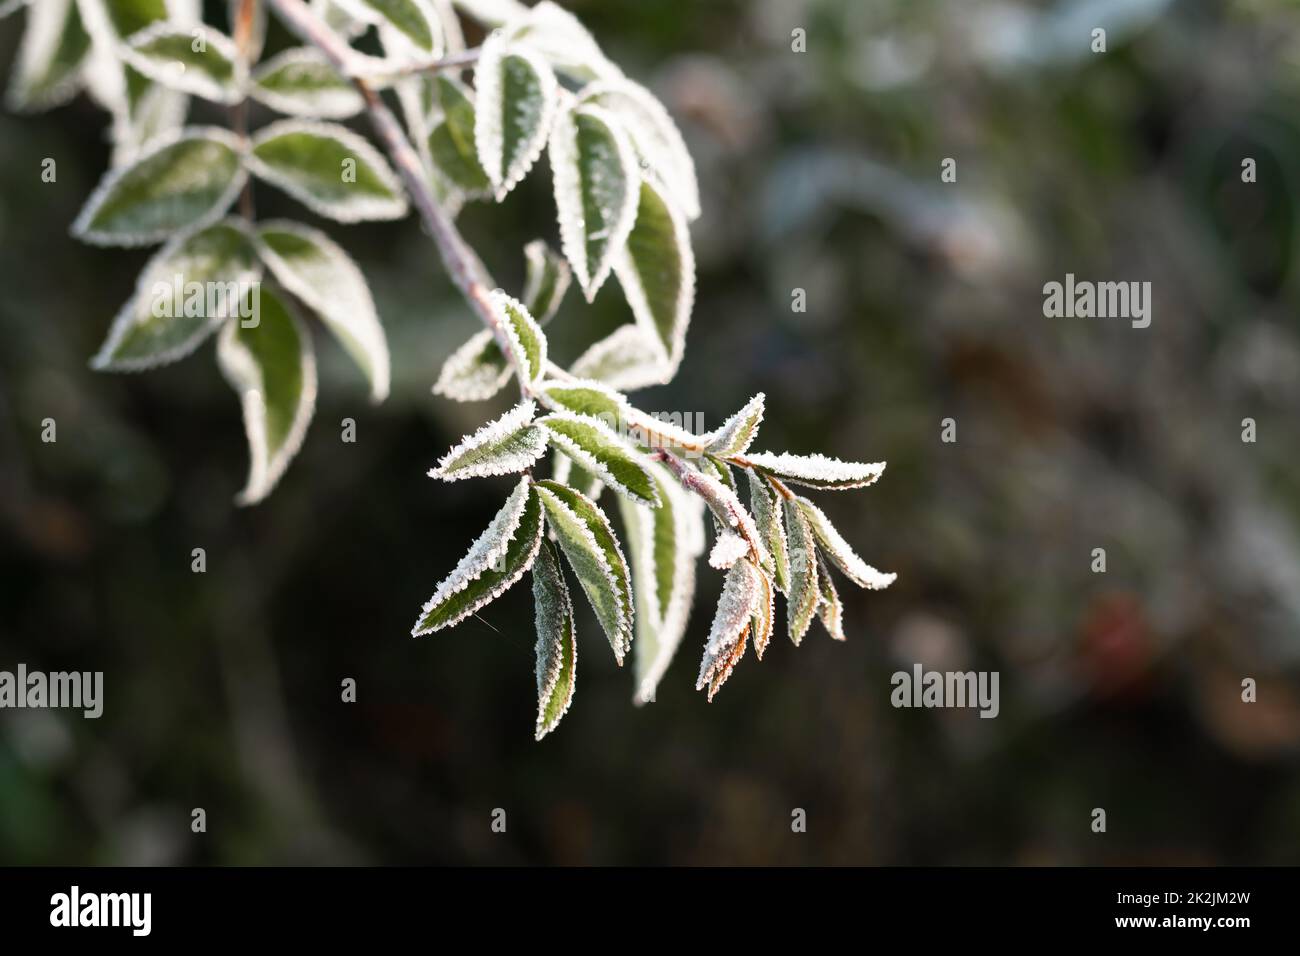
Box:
[696, 558, 762, 699]
[535, 480, 633, 663]
[797, 498, 897, 590]
[536, 411, 658, 507]
[6, 0, 89, 113]
[536, 378, 627, 423]
[706, 393, 765, 458]
[815, 552, 845, 641]
[427, 74, 492, 197]
[613, 179, 694, 369]
[687, 465, 770, 569]
[217, 287, 317, 506]
[72, 127, 246, 247]
[532, 539, 577, 740]
[550, 449, 603, 500]
[411, 477, 543, 634]
[333, 0, 442, 54]
[255, 220, 391, 401]
[474, 34, 557, 200]
[450, 0, 527, 28]
[746, 469, 789, 593]
[250, 47, 364, 119]
[782, 497, 820, 645]
[504, 0, 621, 82]
[579, 77, 700, 220]
[488, 290, 547, 385]
[521, 239, 571, 324]
[744, 451, 886, 491]
[429, 400, 548, 481]
[433, 329, 511, 401]
[709, 532, 748, 570]
[247, 119, 408, 223]
[121, 22, 245, 104]
[751, 565, 775, 660]
[569, 324, 678, 391]
[617, 462, 703, 704]
[549, 102, 640, 302]
[93, 220, 260, 371]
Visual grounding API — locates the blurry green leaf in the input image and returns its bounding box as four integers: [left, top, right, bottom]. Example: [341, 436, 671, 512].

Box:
[335, 0, 440, 53]
[521, 239, 570, 323]
[433, 329, 510, 402]
[427, 75, 491, 194]
[613, 179, 694, 369]
[474, 32, 556, 200]
[5, 0, 89, 113]
[121, 23, 243, 103]
[73, 127, 246, 246]
[250, 47, 363, 119]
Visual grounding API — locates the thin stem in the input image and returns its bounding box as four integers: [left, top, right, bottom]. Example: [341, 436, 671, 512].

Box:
[360, 47, 482, 79]
[231, 0, 259, 220]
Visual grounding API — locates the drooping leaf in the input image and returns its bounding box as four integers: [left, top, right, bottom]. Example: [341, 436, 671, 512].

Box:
[536, 379, 627, 426]
[427, 75, 491, 194]
[5, 0, 90, 113]
[697, 557, 762, 700]
[505, 0, 620, 82]
[216, 286, 317, 505]
[532, 538, 576, 740]
[120, 22, 243, 103]
[706, 394, 766, 459]
[536, 411, 658, 506]
[617, 462, 704, 703]
[433, 329, 511, 402]
[797, 498, 897, 590]
[783, 496, 821, 644]
[535, 479, 633, 663]
[255, 220, 391, 400]
[474, 33, 557, 200]
[488, 290, 547, 385]
[93, 219, 261, 370]
[815, 552, 845, 641]
[580, 76, 700, 220]
[248, 119, 408, 222]
[614, 179, 694, 367]
[549, 102, 640, 301]
[743, 450, 886, 491]
[521, 239, 570, 323]
[411, 477, 544, 634]
[569, 324, 675, 391]
[429, 400, 548, 481]
[72, 127, 246, 246]
[334, 0, 440, 53]
[250, 47, 363, 119]
[751, 565, 775, 660]
[746, 469, 789, 592]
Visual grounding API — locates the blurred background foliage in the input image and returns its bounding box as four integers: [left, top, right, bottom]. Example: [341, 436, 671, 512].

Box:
[3, 0, 1300, 865]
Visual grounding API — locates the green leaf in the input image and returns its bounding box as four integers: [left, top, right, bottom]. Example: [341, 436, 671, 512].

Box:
[121, 23, 243, 104]
[335, 0, 440, 53]
[72, 127, 246, 246]
[746, 469, 789, 592]
[433, 329, 511, 402]
[796, 498, 897, 590]
[216, 286, 318, 505]
[536, 379, 627, 425]
[521, 239, 570, 323]
[5, 0, 90, 113]
[815, 552, 845, 641]
[751, 565, 775, 660]
[532, 538, 577, 740]
[255, 220, 391, 401]
[248, 119, 408, 223]
[429, 401, 548, 481]
[427, 75, 491, 194]
[93, 220, 261, 371]
[100, 0, 168, 38]
[451, 0, 527, 29]
[569, 324, 675, 391]
[411, 477, 544, 634]
[707, 393, 765, 458]
[580, 76, 700, 220]
[0, 1, 31, 20]
[697, 558, 762, 700]
[487, 290, 547, 385]
[743, 451, 886, 491]
[250, 47, 363, 119]
[535, 479, 633, 663]
[782, 497, 820, 645]
[474, 33, 557, 200]
[617, 462, 705, 703]
[614, 178, 695, 368]
[549, 103, 640, 301]
[536, 412, 658, 507]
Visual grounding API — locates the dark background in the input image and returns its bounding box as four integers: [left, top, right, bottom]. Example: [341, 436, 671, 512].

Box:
[3, 0, 1300, 865]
